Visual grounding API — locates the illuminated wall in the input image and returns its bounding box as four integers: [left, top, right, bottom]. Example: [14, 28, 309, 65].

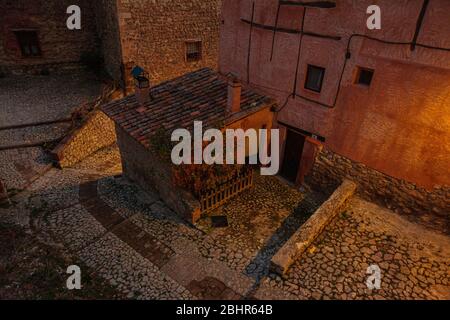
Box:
[219, 0, 450, 189]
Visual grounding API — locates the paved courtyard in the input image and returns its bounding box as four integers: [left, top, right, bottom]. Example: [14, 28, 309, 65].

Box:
[0, 72, 101, 127]
[0, 71, 102, 190]
[261, 199, 450, 300]
[1, 145, 449, 300]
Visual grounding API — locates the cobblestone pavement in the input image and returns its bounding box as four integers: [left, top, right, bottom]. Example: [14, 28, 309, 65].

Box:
[195, 175, 326, 289]
[0, 147, 52, 190]
[258, 199, 450, 300]
[1, 146, 449, 300]
[0, 71, 101, 126]
[0, 71, 102, 190]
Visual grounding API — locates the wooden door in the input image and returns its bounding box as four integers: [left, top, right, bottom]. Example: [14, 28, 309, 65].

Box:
[280, 129, 305, 183]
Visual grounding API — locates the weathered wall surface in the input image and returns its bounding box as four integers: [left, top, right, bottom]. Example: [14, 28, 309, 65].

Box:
[0, 179, 8, 201]
[116, 0, 221, 85]
[225, 106, 276, 158]
[1, 0, 221, 88]
[307, 148, 450, 227]
[219, 0, 450, 190]
[0, 0, 99, 74]
[92, 0, 123, 82]
[226, 107, 274, 131]
[116, 126, 201, 224]
[52, 111, 116, 168]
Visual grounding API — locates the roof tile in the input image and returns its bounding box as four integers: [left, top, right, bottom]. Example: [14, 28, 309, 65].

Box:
[102, 68, 276, 150]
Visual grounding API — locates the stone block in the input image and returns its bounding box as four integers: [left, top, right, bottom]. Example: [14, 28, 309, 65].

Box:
[270, 180, 357, 275]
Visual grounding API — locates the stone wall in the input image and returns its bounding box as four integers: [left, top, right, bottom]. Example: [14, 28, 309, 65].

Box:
[116, 126, 201, 224]
[1, 0, 221, 86]
[0, 0, 99, 75]
[307, 148, 450, 220]
[0, 179, 8, 201]
[91, 0, 123, 83]
[52, 111, 117, 168]
[115, 0, 221, 85]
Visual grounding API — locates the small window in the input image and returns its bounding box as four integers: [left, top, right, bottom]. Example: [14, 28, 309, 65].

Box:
[186, 41, 202, 62]
[15, 31, 41, 57]
[356, 67, 374, 86]
[305, 65, 325, 93]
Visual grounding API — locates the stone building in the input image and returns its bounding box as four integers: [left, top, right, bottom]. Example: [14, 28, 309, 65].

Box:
[102, 68, 276, 223]
[94, 0, 221, 91]
[1, 0, 221, 88]
[0, 0, 99, 75]
[219, 0, 450, 218]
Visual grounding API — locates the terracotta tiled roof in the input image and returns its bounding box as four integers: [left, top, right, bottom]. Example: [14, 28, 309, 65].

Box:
[101, 68, 276, 149]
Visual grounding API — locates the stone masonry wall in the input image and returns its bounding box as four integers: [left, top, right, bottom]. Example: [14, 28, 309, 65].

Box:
[0, 179, 8, 201]
[116, 126, 201, 224]
[0, 0, 99, 75]
[52, 111, 117, 168]
[1, 0, 221, 86]
[307, 148, 450, 226]
[116, 0, 221, 85]
[91, 0, 123, 82]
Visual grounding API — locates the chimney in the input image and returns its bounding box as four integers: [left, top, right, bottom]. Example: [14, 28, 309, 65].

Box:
[227, 76, 242, 114]
[135, 79, 150, 106]
[131, 66, 151, 105]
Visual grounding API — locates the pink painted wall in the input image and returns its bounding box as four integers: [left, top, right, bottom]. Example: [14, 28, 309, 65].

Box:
[219, 0, 450, 189]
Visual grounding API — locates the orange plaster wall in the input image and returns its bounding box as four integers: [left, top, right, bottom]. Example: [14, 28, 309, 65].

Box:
[219, 0, 450, 189]
[225, 107, 275, 157]
[226, 107, 274, 132]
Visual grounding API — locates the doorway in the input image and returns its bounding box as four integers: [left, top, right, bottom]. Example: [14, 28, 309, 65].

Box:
[280, 129, 305, 183]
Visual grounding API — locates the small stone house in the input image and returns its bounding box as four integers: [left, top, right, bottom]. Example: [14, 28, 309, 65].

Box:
[102, 68, 276, 223]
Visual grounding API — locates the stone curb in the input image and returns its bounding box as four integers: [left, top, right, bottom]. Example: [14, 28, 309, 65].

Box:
[270, 179, 357, 275]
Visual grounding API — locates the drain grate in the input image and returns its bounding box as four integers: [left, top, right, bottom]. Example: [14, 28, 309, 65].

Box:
[211, 215, 229, 228]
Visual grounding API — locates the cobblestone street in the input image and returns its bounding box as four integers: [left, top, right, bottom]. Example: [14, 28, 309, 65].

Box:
[0, 71, 102, 190]
[261, 199, 450, 300]
[0, 72, 101, 127]
[1, 145, 448, 300]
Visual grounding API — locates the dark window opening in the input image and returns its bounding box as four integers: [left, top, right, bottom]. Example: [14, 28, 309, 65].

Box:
[15, 31, 41, 57]
[5, 1, 24, 9]
[356, 67, 374, 86]
[305, 64, 325, 93]
[186, 41, 202, 62]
